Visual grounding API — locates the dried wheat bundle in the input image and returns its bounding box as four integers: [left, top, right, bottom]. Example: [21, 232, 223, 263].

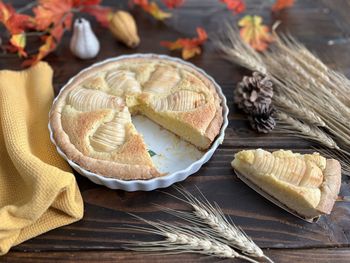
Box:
[273, 94, 325, 127]
[160, 186, 274, 262]
[121, 186, 274, 263]
[214, 24, 350, 155]
[275, 111, 340, 150]
[123, 218, 260, 263]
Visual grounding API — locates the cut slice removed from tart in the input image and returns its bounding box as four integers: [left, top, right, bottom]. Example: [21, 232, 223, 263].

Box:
[231, 149, 341, 220]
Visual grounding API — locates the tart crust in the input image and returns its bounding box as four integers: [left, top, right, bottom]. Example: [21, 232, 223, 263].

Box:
[231, 149, 341, 219]
[50, 56, 223, 180]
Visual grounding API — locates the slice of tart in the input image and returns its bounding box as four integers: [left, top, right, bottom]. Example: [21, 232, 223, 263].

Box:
[50, 56, 223, 180]
[231, 149, 341, 220]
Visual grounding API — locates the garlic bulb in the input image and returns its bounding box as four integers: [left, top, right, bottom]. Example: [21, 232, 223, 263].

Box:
[70, 18, 100, 59]
[109, 10, 140, 48]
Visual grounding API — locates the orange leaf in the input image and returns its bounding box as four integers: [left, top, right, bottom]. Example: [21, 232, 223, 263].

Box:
[238, 15, 273, 51]
[160, 27, 208, 59]
[22, 35, 56, 67]
[0, 2, 33, 34]
[220, 0, 245, 14]
[82, 5, 112, 27]
[133, 0, 172, 20]
[272, 0, 294, 12]
[162, 0, 184, 9]
[9, 33, 27, 57]
[182, 46, 201, 60]
[33, 0, 73, 31]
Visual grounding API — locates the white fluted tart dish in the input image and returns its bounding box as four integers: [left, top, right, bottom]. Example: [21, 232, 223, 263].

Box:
[49, 54, 228, 191]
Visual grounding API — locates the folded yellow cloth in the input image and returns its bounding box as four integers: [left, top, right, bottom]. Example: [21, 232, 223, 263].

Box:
[0, 62, 84, 255]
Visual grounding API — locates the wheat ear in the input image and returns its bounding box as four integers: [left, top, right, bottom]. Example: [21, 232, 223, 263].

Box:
[274, 111, 340, 150]
[160, 186, 274, 263]
[273, 95, 325, 127]
[214, 23, 267, 74]
[316, 147, 350, 176]
[122, 216, 260, 263]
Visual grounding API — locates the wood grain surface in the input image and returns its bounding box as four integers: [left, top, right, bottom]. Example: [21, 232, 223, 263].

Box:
[1, 0, 350, 262]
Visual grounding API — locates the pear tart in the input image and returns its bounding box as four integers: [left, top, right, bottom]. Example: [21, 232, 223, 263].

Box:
[50, 57, 223, 180]
[231, 149, 341, 219]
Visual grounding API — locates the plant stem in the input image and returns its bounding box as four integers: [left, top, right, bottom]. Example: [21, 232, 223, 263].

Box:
[17, 1, 37, 13]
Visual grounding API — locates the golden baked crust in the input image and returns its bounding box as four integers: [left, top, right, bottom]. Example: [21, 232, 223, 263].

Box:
[231, 149, 341, 219]
[50, 56, 223, 180]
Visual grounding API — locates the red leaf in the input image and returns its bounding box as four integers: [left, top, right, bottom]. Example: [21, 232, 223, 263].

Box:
[272, 0, 295, 11]
[162, 0, 184, 9]
[81, 5, 112, 27]
[160, 27, 208, 59]
[33, 0, 73, 31]
[220, 0, 245, 14]
[0, 2, 33, 34]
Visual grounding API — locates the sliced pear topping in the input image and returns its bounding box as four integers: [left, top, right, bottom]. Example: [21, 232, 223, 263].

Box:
[143, 65, 180, 94]
[236, 149, 324, 188]
[90, 107, 131, 152]
[150, 90, 206, 112]
[68, 88, 124, 112]
[105, 69, 141, 96]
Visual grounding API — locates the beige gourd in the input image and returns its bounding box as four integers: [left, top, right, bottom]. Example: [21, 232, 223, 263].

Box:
[70, 18, 100, 59]
[109, 10, 140, 48]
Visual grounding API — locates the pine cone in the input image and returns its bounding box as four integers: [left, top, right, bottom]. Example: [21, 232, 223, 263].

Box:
[248, 104, 276, 133]
[234, 72, 274, 113]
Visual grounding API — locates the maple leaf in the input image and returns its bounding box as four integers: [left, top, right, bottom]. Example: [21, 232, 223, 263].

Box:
[81, 5, 112, 27]
[0, 2, 33, 34]
[160, 27, 208, 60]
[133, 0, 172, 20]
[9, 33, 27, 57]
[220, 0, 245, 14]
[238, 15, 273, 52]
[22, 35, 56, 67]
[162, 0, 184, 9]
[272, 0, 295, 12]
[33, 0, 73, 31]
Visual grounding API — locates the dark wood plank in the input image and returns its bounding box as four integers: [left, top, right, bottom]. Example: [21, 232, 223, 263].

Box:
[1, 0, 350, 261]
[2, 248, 350, 263]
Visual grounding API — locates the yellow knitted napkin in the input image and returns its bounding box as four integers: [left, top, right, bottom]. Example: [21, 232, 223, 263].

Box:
[0, 62, 84, 255]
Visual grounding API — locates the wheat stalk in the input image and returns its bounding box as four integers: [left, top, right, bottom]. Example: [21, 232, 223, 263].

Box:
[214, 23, 267, 74]
[159, 186, 274, 263]
[278, 34, 350, 106]
[275, 111, 340, 150]
[214, 26, 350, 154]
[273, 94, 325, 127]
[123, 216, 260, 263]
[316, 147, 350, 176]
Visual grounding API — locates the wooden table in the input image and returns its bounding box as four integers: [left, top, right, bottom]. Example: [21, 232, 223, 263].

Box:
[1, 0, 350, 262]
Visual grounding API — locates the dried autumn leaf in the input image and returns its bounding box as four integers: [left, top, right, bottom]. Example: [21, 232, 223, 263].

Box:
[82, 5, 112, 27]
[220, 0, 245, 14]
[133, 0, 172, 20]
[238, 15, 273, 51]
[162, 0, 185, 9]
[0, 2, 33, 34]
[9, 33, 27, 57]
[272, 0, 295, 11]
[33, 0, 73, 31]
[160, 27, 208, 60]
[22, 35, 56, 67]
